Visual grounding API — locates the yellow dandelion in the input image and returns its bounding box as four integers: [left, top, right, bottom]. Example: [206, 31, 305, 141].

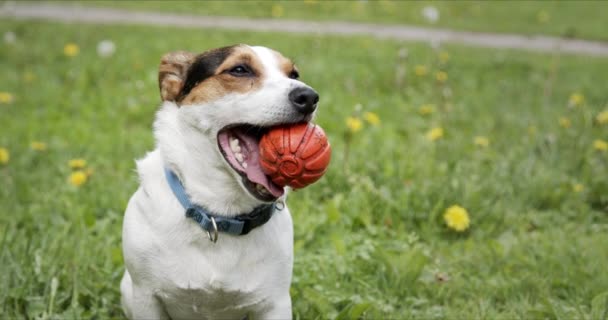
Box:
[30, 141, 47, 151]
[537, 10, 550, 23]
[418, 104, 435, 116]
[444, 205, 470, 232]
[346, 116, 363, 133]
[414, 65, 428, 76]
[271, 4, 284, 18]
[439, 51, 450, 64]
[63, 43, 79, 57]
[69, 171, 88, 187]
[426, 127, 444, 141]
[0, 147, 9, 165]
[473, 136, 490, 147]
[23, 71, 36, 83]
[436, 71, 448, 83]
[69, 158, 87, 169]
[559, 117, 571, 128]
[596, 110, 608, 125]
[0, 92, 14, 104]
[593, 139, 608, 152]
[568, 92, 584, 107]
[572, 183, 584, 193]
[363, 112, 380, 126]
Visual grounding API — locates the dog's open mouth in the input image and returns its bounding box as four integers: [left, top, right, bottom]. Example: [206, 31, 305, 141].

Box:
[217, 125, 285, 202]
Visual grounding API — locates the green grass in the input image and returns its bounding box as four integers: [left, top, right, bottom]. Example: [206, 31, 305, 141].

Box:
[64, 0, 608, 41]
[1, 18, 608, 319]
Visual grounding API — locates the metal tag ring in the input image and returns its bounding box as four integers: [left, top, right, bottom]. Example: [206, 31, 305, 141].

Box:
[207, 217, 218, 243]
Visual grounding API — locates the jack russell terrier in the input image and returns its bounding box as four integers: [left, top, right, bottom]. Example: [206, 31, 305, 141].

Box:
[120, 44, 319, 319]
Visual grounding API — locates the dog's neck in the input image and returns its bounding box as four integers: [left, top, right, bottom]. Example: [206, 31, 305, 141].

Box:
[153, 102, 264, 216]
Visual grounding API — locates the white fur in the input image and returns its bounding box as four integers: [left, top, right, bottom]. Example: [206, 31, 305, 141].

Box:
[120, 45, 313, 319]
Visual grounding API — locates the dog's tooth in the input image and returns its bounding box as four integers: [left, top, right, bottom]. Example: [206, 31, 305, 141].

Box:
[235, 152, 244, 163]
[255, 184, 269, 195]
[242, 162, 248, 169]
[230, 138, 239, 153]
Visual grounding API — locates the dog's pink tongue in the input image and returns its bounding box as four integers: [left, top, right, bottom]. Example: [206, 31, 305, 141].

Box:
[234, 131, 284, 198]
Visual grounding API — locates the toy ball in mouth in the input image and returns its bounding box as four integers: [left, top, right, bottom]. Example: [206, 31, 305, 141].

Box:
[259, 123, 331, 189]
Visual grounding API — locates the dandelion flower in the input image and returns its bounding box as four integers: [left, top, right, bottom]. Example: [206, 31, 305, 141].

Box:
[474, 136, 490, 147]
[426, 127, 444, 141]
[69, 171, 88, 187]
[4, 31, 16, 44]
[559, 117, 571, 128]
[422, 6, 440, 24]
[97, 40, 116, 58]
[568, 93, 584, 107]
[346, 116, 363, 133]
[439, 51, 450, 64]
[30, 141, 47, 151]
[363, 112, 380, 126]
[0, 147, 9, 165]
[596, 110, 608, 125]
[0, 92, 14, 104]
[23, 72, 36, 83]
[271, 4, 284, 18]
[572, 183, 584, 193]
[418, 104, 435, 115]
[593, 139, 608, 152]
[63, 43, 79, 57]
[444, 205, 470, 232]
[537, 10, 550, 23]
[414, 65, 428, 76]
[69, 158, 87, 169]
[436, 71, 448, 83]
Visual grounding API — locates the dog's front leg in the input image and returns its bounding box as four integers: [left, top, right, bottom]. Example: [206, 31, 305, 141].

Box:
[120, 271, 169, 320]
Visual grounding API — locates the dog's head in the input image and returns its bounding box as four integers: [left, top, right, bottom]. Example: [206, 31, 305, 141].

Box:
[158, 44, 318, 202]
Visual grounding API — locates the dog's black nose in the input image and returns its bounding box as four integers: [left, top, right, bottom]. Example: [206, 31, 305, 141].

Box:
[289, 87, 319, 115]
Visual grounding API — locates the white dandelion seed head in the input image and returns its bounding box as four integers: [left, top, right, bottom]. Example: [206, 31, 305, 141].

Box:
[97, 40, 116, 58]
[430, 37, 442, 49]
[422, 6, 440, 24]
[4, 31, 16, 44]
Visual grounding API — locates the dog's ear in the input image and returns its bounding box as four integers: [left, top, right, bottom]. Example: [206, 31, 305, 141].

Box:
[158, 51, 195, 102]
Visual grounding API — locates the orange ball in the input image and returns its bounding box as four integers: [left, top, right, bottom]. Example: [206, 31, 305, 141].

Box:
[259, 123, 331, 189]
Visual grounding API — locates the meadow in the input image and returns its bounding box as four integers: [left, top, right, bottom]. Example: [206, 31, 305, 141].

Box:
[1, 8, 608, 320]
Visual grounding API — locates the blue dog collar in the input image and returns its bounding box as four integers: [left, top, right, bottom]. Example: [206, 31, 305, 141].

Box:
[164, 168, 278, 243]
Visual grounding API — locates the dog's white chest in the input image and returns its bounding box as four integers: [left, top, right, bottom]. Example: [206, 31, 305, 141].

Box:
[120, 152, 294, 319]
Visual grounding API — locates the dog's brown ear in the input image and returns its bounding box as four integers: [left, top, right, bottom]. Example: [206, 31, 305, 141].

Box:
[158, 51, 195, 102]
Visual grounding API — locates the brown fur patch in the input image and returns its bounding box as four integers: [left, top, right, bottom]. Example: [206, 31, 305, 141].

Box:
[158, 51, 195, 101]
[181, 45, 266, 105]
[271, 49, 298, 78]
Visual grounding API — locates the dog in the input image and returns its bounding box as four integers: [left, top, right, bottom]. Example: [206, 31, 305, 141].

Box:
[120, 44, 319, 319]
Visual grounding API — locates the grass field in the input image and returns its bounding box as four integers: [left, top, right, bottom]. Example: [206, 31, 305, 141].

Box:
[1, 16, 608, 319]
[66, 0, 608, 41]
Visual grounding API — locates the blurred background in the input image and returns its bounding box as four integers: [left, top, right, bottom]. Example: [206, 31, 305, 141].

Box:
[1, 1, 607, 318]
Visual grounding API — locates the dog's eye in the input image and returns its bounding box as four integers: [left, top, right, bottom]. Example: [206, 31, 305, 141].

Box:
[228, 65, 252, 77]
[288, 70, 299, 80]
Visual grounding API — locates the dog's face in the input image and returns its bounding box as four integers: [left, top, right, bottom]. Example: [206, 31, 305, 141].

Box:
[158, 44, 318, 202]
